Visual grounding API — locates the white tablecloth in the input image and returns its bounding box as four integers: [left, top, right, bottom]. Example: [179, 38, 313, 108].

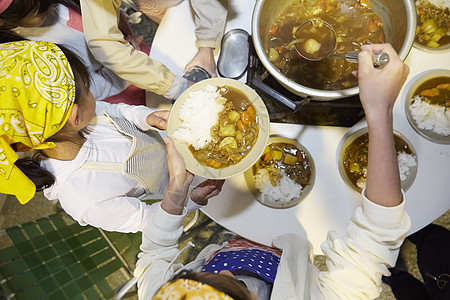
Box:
[148, 0, 450, 254]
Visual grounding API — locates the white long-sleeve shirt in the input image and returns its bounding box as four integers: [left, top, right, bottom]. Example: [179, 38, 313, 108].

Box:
[134, 191, 411, 299]
[41, 101, 199, 233]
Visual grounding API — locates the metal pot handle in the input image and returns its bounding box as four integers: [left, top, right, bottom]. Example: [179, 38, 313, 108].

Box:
[250, 76, 310, 113]
[247, 35, 309, 113]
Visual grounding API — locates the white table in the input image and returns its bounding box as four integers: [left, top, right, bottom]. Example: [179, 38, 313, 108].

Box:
[148, 0, 450, 254]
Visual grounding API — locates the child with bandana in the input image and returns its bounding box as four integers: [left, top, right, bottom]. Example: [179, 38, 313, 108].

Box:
[0, 40, 224, 233]
[133, 43, 412, 300]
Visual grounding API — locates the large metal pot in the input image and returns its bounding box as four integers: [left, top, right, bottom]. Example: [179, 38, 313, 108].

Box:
[252, 0, 417, 101]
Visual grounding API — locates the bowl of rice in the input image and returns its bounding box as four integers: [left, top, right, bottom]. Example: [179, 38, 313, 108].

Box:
[244, 136, 315, 209]
[337, 127, 418, 193]
[404, 69, 450, 144]
[167, 78, 270, 179]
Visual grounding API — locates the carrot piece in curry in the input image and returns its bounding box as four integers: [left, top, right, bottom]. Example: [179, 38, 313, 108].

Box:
[269, 26, 278, 35]
[420, 89, 436, 97]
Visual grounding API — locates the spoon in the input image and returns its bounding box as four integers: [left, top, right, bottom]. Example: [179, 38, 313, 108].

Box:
[293, 19, 389, 68]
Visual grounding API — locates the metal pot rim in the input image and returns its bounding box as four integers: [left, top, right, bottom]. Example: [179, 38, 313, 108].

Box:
[251, 0, 416, 101]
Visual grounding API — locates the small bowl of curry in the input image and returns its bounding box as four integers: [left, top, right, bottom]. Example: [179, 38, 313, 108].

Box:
[413, 0, 450, 52]
[167, 78, 270, 179]
[404, 69, 450, 144]
[244, 136, 315, 209]
[337, 127, 418, 193]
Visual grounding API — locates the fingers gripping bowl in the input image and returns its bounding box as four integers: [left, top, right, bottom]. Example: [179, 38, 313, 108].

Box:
[167, 78, 270, 179]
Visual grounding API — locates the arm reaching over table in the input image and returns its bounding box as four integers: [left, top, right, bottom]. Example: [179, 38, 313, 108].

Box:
[134, 138, 224, 298]
[273, 44, 412, 299]
[160, 138, 225, 214]
[357, 43, 409, 207]
[80, 0, 185, 100]
[184, 0, 228, 77]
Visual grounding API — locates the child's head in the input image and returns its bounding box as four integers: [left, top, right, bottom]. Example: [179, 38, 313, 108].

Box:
[153, 270, 257, 300]
[0, 0, 54, 28]
[0, 0, 80, 28]
[0, 40, 91, 204]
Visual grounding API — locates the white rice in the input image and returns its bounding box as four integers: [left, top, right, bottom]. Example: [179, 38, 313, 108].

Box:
[356, 169, 368, 190]
[397, 151, 417, 181]
[254, 168, 303, 204]
[409, 95, 450, 136]
[172, 85, 228, 149]
[355, 151, 417, 189]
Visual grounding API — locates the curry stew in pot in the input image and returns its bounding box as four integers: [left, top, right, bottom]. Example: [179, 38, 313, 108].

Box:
[189, 86, 259, 169]
[267, 0, 385, 90]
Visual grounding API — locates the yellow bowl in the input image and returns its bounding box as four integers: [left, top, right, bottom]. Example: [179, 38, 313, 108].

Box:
[403, 69, 450, 144]
[337, 127, 418, 193]
[167, 78, 270, 179]
[244, 135, 316, 209]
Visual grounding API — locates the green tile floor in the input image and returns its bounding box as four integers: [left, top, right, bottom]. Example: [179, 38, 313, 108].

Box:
[0, 206, 135, 300]
[0, 192, 233, 300]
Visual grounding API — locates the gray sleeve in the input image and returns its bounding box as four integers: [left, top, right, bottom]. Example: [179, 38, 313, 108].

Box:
[190, 0, 228, 48]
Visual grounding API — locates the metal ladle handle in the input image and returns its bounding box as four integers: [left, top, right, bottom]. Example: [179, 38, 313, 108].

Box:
[345, 51, 390, 68]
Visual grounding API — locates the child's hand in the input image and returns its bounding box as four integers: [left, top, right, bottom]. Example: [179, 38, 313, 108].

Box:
[161, 138, 193, 215]
[184, 47, 217, 78]
[355, 43, 409, 122]
[191, 179, 225, 206]
[164, 137, 193, 188]
[146, 110, 169, 130]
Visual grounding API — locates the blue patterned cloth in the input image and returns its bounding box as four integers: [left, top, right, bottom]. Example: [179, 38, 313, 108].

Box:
[201, 248, 280, 283]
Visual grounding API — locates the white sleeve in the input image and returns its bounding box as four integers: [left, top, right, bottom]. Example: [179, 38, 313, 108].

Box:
[56, 179, 159, 233]
[134, 204, 187, 299]
[309, 191, 411, 299]
[95, 101, 161, 131]
[78, 196, 159, 233]
[186, 196, 203, 214]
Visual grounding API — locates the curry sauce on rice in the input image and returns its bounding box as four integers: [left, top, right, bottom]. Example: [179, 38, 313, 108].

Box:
[172, 85, 259, 169]
[253, 142, 312, 204]
[342, 132, 416, 191]
[409, 76, 450, 136]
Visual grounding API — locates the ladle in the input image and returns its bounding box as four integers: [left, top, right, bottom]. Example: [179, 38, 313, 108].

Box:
[294, 19, 389, 68]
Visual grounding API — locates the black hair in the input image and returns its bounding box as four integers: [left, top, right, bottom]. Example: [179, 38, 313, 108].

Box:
[14, 42, 90, 192]
[0, 29, 23, 42]
[0, 0, 80, 29]
[167, 270, 253, 300]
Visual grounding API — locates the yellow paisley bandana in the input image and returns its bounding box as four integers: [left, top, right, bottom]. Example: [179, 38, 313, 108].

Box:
[0, 40, 75, 204]
[153, 278, 233, 300]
